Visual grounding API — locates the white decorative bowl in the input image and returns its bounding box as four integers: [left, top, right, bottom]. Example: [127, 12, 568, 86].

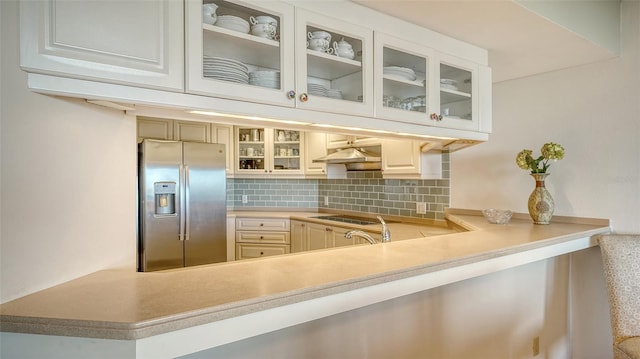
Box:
[482, 209, 513, 224]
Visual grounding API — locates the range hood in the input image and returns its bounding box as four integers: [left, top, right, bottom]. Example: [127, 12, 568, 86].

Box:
[312, 147, 382, 170]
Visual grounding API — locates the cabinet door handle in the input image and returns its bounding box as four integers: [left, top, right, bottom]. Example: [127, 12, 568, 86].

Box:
[287, 90, 296, 100]
[299, 93, 309, 102]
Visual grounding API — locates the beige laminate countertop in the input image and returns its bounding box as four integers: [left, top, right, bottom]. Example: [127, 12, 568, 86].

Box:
[229, 210, 459, 239]
[0, 209, 610, 341]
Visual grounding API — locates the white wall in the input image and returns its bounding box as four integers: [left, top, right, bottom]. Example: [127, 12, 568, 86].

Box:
[1, 0, 634, 357]
[0, 0, 137, 303]
[451, 2, 640, 358]
[451, 1, 639, 234]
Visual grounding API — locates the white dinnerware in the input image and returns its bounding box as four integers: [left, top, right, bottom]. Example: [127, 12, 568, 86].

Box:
[383, 66, 416, 81]
[202, 3, 218, 25]
[333, 38, 354, 59]
[203, 56, 249, 84]
[250, 15, 277, 26]
[215, 15, 250, 34]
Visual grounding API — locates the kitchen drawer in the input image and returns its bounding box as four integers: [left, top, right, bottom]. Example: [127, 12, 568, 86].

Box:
[235, 243, 290, 260]
[236, 231, 290, 244]
[236, 218, 290, 231]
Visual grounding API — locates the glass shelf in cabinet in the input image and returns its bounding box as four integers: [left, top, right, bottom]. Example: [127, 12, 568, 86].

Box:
[306, 51, 361, 79]
[383, 75, 424, 87]
[440, 90, 471, 104]
[203, 25, 280, 71]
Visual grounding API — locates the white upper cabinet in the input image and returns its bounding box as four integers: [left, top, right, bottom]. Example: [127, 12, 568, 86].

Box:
[374, 32, 486, 132]
[303, 132, 327, 177]
[374, 32, 434, 125]
[20, 0, 184, 91]
[235, 127, 304, 177]
[20, 1, 492, 140]
[186, 1, 374, 117]
[431, 53, 480, 131]
[294, 9, 374, 117]
[185, 0, 295, 107]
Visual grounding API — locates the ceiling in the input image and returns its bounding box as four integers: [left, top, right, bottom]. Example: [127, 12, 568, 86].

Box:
[352, 0, 619, 83]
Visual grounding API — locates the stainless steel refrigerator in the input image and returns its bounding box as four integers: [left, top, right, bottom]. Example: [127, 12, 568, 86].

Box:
[138, 139, 226, 271]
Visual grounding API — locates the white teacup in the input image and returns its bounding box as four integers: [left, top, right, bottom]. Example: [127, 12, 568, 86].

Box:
[246, 147, 255, 156]
[251, 23, 276, 38]
[307, 31, 331, 42]
[307, 38, 329, 51]
[250, 15, 277, 26]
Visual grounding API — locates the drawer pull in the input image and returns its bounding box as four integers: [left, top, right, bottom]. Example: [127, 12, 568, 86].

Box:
[260, 251, 264, 255]
[260, 223, 264, 226]
[260, 236, 264, 239]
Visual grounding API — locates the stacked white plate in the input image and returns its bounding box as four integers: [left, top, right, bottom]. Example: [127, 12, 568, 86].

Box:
[215, 15, 250, 34]
[440, 78, 458, 91]
[249, 70, 280, 89]
[326, 88, 343, 99]
[308, 83, 328, 97]
[383, 66, 416, 81]
[203, 56, 249, 84]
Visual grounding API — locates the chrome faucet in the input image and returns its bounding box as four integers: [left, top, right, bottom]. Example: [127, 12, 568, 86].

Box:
[344, 230, 377, 245]
[344, 216, 391, 245]
[377, 216, 391, 242]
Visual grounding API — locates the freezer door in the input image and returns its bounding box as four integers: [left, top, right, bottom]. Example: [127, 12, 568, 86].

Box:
[139, 140, 183, 271]
[183, 142, 227, 266]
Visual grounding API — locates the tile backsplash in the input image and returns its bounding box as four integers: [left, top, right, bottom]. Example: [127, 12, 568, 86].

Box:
[229, 152, 450, 220]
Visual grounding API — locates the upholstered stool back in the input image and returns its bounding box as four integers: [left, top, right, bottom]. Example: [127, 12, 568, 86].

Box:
[599, 234, 640, 359]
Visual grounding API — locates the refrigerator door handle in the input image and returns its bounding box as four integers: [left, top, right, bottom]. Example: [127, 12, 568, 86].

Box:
[184, 165, 191, 241]
[179, 164, 186, 241]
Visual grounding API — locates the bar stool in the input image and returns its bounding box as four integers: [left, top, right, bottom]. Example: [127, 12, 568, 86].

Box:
[598, 234, 640, 359]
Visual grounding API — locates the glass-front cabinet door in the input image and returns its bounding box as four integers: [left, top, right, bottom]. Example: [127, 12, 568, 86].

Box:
[374, 33, 434, 124]
[271, 128, 302, 174]
[375, 33, 480, 131]
[237, 127, 266, 173]
[185, 0, 295, 107]
[294, 9, 374, 117]
[432, 53, 479, 131]
[236, 127, 303, 176]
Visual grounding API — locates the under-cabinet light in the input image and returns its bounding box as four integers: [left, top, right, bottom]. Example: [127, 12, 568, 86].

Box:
[188, 110, 458, 142]
[188, 110, 309, 126]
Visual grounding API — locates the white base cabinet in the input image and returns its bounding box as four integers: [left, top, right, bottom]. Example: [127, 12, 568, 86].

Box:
[20, 0, 184, 91]
[291, 220, 380, 253]
[235, 217, 291, 260]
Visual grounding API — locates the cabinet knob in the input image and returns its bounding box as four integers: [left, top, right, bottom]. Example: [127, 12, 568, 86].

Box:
[260, 223, 264, 226]
[287, 90, 296, 100]
[430, 113, 443, 121]
[299, 93, 309, 102]
[260, 251, 264, 255]
[260, 236, 264, 239]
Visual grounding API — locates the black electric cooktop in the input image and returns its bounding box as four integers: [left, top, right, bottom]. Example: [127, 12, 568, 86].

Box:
[311, 215, 381, 226]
